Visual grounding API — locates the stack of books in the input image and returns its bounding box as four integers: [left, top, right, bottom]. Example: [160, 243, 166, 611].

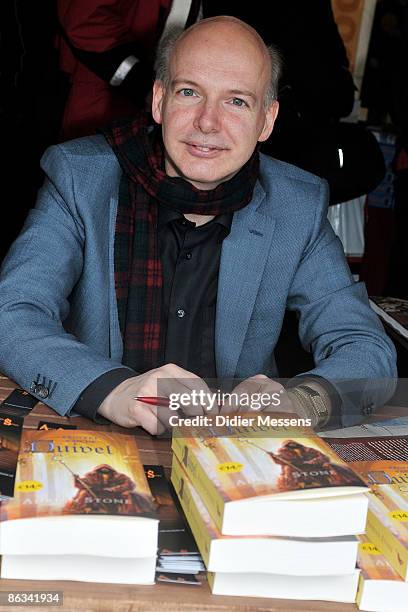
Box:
[170, 420, 369, 601]
[357, 534, 408, 612]
[0, 429, 159, 584]
[365, 483, 408, 578]
[324, 432, 408, 610]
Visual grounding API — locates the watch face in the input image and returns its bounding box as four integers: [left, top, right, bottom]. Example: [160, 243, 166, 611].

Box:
[298, 385, 320, 397]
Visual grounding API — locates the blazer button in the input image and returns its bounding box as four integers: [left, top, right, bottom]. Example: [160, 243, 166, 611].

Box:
[33, 384, 49, 399]
[30, 381, 50, 399]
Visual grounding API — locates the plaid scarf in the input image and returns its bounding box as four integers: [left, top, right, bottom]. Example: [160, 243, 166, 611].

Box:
[102, 116, 260, 373]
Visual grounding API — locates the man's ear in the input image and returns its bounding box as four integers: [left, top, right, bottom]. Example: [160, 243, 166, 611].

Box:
[152, 80, 165, 125]
[258, 100, 279, 143]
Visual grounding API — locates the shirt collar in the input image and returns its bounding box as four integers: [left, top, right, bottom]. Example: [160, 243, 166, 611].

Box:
[158, 204, 233, 234]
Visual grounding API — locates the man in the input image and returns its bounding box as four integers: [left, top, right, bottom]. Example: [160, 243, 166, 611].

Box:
[0, 17, 397, 434]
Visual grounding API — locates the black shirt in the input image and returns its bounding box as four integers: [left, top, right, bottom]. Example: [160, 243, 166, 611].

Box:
[73, 207, 232, 420]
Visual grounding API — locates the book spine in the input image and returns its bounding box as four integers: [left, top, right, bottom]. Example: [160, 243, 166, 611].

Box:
[365, 507, 408, 581]
[171, 436, 225, 532]
[170, 456, 211, 567]
[355, 573, 365, 608]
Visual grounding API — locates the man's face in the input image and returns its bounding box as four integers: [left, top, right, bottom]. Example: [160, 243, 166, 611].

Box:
[152, 22, 279, 190]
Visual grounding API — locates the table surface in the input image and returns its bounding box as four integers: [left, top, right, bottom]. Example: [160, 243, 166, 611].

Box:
[0, 376, 405, 612]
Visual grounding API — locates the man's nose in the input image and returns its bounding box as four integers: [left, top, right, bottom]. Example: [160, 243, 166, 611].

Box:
[193, 100, 221, 133]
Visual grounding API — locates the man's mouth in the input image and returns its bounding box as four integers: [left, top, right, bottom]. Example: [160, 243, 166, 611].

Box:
[193, 145, 215, 152]
[184, 142, 227, 157]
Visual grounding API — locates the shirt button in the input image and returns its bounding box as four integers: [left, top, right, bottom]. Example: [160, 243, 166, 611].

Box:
[176, 308, 186, 318]
[186, 252, 192, 260]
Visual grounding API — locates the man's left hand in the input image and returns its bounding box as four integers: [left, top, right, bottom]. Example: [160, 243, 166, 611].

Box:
[221, 374, 305, 417]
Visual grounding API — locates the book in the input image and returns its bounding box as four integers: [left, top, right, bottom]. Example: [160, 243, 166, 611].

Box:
[156, 572, 202, 585]
[0, 555, 156, 585]
[207, 569, 360, 601]
[171, 455, 359, 575]
[324, 435, 408, 486]
[324, 436, 408, 582]
[369, 296, 408, 341]
[2, 388, 39, 412]
[144, 464, 200, 557]
[37, 420, 78, 430]
[144, 464, 204, 576]
[172, 421, 368, 536]
[365, 484, 408, 581]
[0, 411, 24, 499]
[356, 535, 408, 612]
[0, 429, 159, 584]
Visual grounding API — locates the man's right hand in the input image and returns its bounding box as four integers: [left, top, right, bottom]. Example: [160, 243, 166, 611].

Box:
[97, 363, 211, 434]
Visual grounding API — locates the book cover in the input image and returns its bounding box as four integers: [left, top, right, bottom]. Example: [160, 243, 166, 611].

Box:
[172, 423, 366, 528]
[356, 535, 408, 611]
[324, 435, 408, 486]
[365, 485, 408, 581]
[0, 411, 24, 499]
[144, 464, 199, 556]
[171, 455, 220, 568]
[357, 535, 403, 582]
[1, 429, 156, 521]
[2, 388, 38, 412]
[370, 296, 408, 340]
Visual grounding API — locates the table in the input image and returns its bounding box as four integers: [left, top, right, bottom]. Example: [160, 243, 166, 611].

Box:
[1, 375, 403, 612]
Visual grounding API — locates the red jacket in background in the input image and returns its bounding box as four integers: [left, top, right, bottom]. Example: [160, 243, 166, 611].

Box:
[57, 0, 173, 139]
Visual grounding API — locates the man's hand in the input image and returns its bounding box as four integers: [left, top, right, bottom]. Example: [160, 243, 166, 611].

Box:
[97, 363, 211, 434]
[222, 374, 308, 418]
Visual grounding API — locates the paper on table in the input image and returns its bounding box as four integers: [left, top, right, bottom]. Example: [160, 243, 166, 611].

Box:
[319, 417, 408, 438]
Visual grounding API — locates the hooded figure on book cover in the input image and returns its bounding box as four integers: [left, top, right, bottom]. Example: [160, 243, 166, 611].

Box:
[0, 429, 156, 520]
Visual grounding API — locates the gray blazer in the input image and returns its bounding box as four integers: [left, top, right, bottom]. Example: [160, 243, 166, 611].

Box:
[0, 136, 397, 425]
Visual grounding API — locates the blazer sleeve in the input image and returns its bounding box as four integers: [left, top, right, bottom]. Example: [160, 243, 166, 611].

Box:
[286, 179, 397, 426]
[0, 144, 133, 416]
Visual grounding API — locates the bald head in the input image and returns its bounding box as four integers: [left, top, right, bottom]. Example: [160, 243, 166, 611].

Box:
[155, 16, 281, 108]
[152, 15, 280, 191]
[178, 16, 268, 60]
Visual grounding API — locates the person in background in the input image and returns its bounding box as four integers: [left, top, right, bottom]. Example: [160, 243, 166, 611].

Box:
[57, 0, 201, 139]
[0, 17, 396, 435]
[202, 0, 385, 205]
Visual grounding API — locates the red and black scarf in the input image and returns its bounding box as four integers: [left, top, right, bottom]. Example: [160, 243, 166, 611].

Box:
[102, 117, 259, 373]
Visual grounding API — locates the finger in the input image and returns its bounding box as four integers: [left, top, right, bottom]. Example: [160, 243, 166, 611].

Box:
[158, 376, 213, 416]
[222, 379, 265, 414]
[261, 390, 298, 415]
[226, 376, 286, 413]
[132, 403, 166, 435]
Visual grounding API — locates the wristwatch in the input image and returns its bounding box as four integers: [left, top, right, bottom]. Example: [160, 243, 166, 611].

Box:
[288, 384, 331, 428]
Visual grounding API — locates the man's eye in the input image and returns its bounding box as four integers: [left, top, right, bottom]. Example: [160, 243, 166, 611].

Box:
[180, 88, 195, 97]
[231, 98, 247, 107]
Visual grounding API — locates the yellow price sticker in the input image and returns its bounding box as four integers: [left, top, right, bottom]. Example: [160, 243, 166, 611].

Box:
[16, 480, 43, 492]
[217, 462, 243, 474]
[361, 542, 381, 555]
[389, 510, 408, 522]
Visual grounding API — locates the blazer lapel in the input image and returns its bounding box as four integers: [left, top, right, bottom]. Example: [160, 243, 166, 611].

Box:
[215, 181, 277, 377]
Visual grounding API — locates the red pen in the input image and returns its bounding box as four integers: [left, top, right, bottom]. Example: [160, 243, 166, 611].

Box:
[133, 396, 170, 407]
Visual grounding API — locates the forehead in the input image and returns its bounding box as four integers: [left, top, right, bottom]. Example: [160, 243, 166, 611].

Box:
[169, 27, 269, 95]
